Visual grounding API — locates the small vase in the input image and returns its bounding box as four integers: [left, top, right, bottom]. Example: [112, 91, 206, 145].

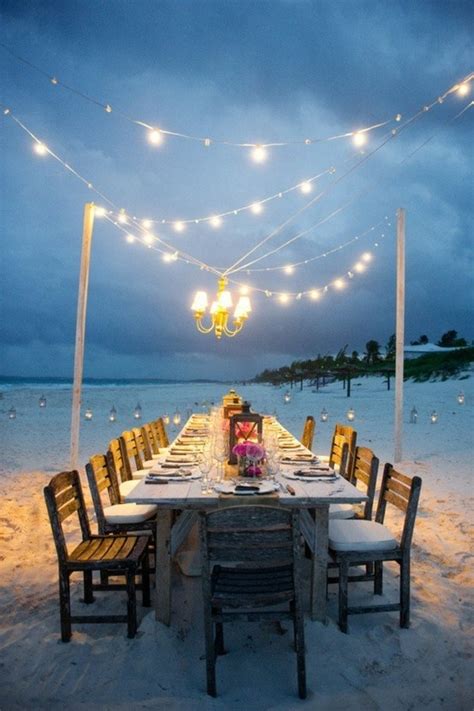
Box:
[238, 456, 262, 478]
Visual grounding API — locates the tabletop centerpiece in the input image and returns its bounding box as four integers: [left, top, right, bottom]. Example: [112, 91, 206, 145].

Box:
[232, 441, 266, 478]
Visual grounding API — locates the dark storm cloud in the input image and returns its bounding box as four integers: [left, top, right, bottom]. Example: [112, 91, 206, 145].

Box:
[0, 1, 472, 378]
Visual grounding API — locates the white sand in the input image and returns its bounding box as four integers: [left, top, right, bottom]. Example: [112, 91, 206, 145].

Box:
[0, 376, 472, 709]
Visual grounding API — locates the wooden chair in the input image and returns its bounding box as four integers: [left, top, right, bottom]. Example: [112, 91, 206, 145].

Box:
[152, 417, 170, 448]
[107, 437, 135, 497]
[329, 446, 379, 520]
[329, 434, 349, 480]
[120, 430, 149, 480]
[142, 422, 161, 458]
[300, 415, 315, 451]
[44, 470, 150, 642]
[327, 465, 422, 633]
[199, 506, 306, 699]
[86, 454, 157, 536]
[132, 426, 155, 467]
[332, 424, 357, 478]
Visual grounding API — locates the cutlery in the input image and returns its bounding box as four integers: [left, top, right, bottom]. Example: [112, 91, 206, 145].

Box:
[286, 484, 296, 496]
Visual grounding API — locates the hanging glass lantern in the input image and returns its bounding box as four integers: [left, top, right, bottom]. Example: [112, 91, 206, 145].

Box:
[430, 410, 438, 424]
[283, 391, 291, 404]
[133, 403, 142, 420]
[109, 406, 117, 423]
[222, 388, 243, 419]
[457, 391, 465, 405]
[346, 407, 355, 422]
[84, 408, 93, 421]
[320, 408, 328, 422]
[8, 406, 16, 420]
[409, 406, 418, 424]
[163, 413, 170, 425]
[38, 394, 47, 408]
[229, 402, 263, 464]
[173, 409, 181, 426]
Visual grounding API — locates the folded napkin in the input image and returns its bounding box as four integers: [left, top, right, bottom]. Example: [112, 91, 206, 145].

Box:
[148, 470, 192, 478]
[281, 455, 316, 463]
[161, 462, 194, 469]
[294, 469, 336, 478]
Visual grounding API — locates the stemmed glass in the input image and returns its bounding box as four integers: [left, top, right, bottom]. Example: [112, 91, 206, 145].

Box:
[198, 451, 212, 494]
[213, 435, 227, 484]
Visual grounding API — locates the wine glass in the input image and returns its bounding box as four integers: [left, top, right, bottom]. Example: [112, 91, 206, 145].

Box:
[198, 453, 212, 494]
[213, 436, 227, 484]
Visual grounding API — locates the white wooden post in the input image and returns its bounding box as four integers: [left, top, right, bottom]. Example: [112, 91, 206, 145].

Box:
[70, 203, 95, 470]
[394, 208, 405, 463]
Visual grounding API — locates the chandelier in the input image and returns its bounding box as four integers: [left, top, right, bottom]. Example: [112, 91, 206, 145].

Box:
[191, 278, 251, 339]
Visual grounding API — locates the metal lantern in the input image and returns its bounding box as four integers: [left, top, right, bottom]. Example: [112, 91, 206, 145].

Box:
[346, 407, 355, 422]
[8, 406, 16, 420]
[228, 402, 263, 464]
[109, 406, 117, 423]
[222, 388, 243, 419]
[457, 391, 465, 405]
[133, 403, 142, 420]
[430, 410, 438, 424]
[39, 394, 47, 408]
[409, 406, 418, 424]
[173, 409, 181, 426]
[283, 391, 291, 404]
[163, 413, 170, 425]
[84, 408, 93, 421]
[320, 408, 328, 422]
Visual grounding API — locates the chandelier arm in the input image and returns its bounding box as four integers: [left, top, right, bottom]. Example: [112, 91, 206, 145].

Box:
[223, 321, 243, 337]
[195, 317, 216, 334]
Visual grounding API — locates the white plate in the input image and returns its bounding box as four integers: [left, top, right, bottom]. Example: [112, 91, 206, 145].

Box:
[215, 481, 279, 496]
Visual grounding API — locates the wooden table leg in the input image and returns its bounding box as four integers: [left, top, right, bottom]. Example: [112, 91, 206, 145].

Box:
[155, 509, 173, 624]
[310, 504, 329, 623]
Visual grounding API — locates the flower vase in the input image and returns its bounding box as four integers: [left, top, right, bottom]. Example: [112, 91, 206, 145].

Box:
[238, 455, 262, 478]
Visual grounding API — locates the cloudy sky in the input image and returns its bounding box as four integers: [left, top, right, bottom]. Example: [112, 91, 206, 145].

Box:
[1, 0, 472, 380]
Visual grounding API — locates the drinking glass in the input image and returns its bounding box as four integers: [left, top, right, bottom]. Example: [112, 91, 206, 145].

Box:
[213, 436, 227, 484]
[199, 454, 212, 494]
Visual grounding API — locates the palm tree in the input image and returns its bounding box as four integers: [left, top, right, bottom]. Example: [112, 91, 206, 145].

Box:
[364, 340, 381, 365]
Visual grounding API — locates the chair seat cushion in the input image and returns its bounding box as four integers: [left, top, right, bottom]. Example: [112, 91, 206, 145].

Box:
[103, 503, 157, 524]
[329, 503, 354, 520]
[132, 468, 149, 480]
[328, 520, 397, 552]
[119, 479, 139, 496]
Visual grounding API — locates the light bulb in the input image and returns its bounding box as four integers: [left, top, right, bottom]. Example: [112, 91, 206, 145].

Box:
[333, 278, 346, 290]
[191, 291, 208, 312]
[362, 252, 373, 262]
[34, 142, 48, 156]
[148, 129, 163, 145]
[309, 290, 320, 300]
[279, 293, 290, 304]
[218, 290, 233, 309]
[284, 265, 294, 275]
[118, 211, 128, 224]
[141, 219, 152, 229]
[354, 262, 365, 273]
[240, 285, 250, 295]
[173, 221, 185, 233]
[94, 206, 107, 217]
[126, 234, 135, 243]
[300, 181, 312, 194]
[352, 131, 367, 147]
[209, 215, 222, 228]
[143, 232, 154, 245]
[250, 202, 263, 215]
[457, 82, 470, 97]
[162, 253, 173, 262]
[251, 145, 268, 163]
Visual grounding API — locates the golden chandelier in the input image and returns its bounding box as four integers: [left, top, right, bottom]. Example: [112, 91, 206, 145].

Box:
[191, 278, 251, 339]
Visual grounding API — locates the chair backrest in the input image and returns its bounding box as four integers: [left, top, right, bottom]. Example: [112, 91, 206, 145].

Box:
[143, 422, 160, 455]
[108, 437, 132, 483]
[200, 505, 299, 568]
[332, 424, 357, 475]
[153, 417, 169, 448]
[351, 446, 379, 519]
[86, 454, 121, 533]
[44, 470, 91, 564]
[132, 426, 153, 462]
[329, 434, 349, 479]
[376, 464, 422, 550]
[120, 430, 144, 472]
[301, 416, 315, 451]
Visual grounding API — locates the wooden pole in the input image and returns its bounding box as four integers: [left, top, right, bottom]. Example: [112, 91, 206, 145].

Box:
[70, 203, 95, 470]
[394, 208, 405, 463]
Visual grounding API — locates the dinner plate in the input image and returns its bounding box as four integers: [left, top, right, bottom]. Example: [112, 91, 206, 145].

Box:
[214, 481, 279, 496]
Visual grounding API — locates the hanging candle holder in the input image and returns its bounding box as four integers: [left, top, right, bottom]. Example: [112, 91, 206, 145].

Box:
[320, 408, 328, 422]
[8, 406, 16, 420]
[109, 406, 117, 423]
[409, 406, 418, 424]
[457, 391, 465, 405]
[163, 413, 170, 425]
[84, 408, 93, 421]
[283, 391, 291, 404]
[346, 407, 355, 422]
[133, 403, 142, 420]
[430, 410, 438, 424]
[173, 409, 181, 426]
[39, 394, 47, 408]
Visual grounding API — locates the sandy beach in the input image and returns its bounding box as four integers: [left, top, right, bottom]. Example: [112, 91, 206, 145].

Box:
[0, 377, 472, 709]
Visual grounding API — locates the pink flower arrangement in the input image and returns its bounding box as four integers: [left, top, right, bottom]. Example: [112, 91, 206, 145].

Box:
[232, 442, 266, 477]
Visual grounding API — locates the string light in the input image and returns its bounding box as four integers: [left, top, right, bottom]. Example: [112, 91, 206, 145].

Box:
[300, 181, 312, 194]
[33, 141, 48, 156]
[143, 232, 154, 245]
[148, 128, 163, 145]
[352, 131, 367, 147]
[457, 83, 470, 97]
[141, 218, 152, 229]
[251, 145, 268, 163]
[333, 278, 346, 290]
[362, 251, 373, 262]
[353, 261, 366, 273]
[284, 265, 294, 275]
[250, 202, 263, 215]
[94, 206, 107, 217]
[117, 210, 128, 224]
[309, 290, 321, 300]
[126, 233, 135, 243]
[279, 293, 290, 304]
[173, 221, 185, 232]
[209, 215, 222, 228]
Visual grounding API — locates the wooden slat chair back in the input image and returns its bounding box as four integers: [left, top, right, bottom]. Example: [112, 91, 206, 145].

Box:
[120, 430, 145, 472]
[132, 427, 154, 465]
[327, 464, 422, 632]
[107, 437, 132, 486]
[329, 434, 349, 479]
[86, 454, 156, 537]
[301, 415, 315, 451]
[44, 470, 150, 641]
[352, 446, 379, 520]
[142, 422, 160, 456]
[153, 417, 170, 448]
[199, 505, 306, 699]
[333, 424, 357, 478]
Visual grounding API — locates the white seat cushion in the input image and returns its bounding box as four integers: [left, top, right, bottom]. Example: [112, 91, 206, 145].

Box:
[329, 520, 398, 552]
[143, 459, 155, 468]
[119, 479, 140, 496]
[103, 503, 157, 524]
[329, 503, 355, 520]
[132, 468, 149, 480]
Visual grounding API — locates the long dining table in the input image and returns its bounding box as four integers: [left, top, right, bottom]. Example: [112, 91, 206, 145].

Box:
[125, 414, 367, 625]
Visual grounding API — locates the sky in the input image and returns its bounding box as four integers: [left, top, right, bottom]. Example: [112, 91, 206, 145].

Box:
[0, 0, 473, 380]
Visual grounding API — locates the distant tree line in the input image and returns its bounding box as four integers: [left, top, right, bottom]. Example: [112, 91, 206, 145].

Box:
[253, 330, 471, 385]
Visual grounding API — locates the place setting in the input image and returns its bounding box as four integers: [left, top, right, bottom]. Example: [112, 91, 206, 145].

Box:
[214, 479, 280, 496]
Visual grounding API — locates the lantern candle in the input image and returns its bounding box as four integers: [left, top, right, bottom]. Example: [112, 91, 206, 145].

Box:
[84, 408, 93, 421]
[346, 408, 355, 422]
[133, 403, 142, 420]
[320, 408, 329, 422]
[430, 410, 438, 424]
